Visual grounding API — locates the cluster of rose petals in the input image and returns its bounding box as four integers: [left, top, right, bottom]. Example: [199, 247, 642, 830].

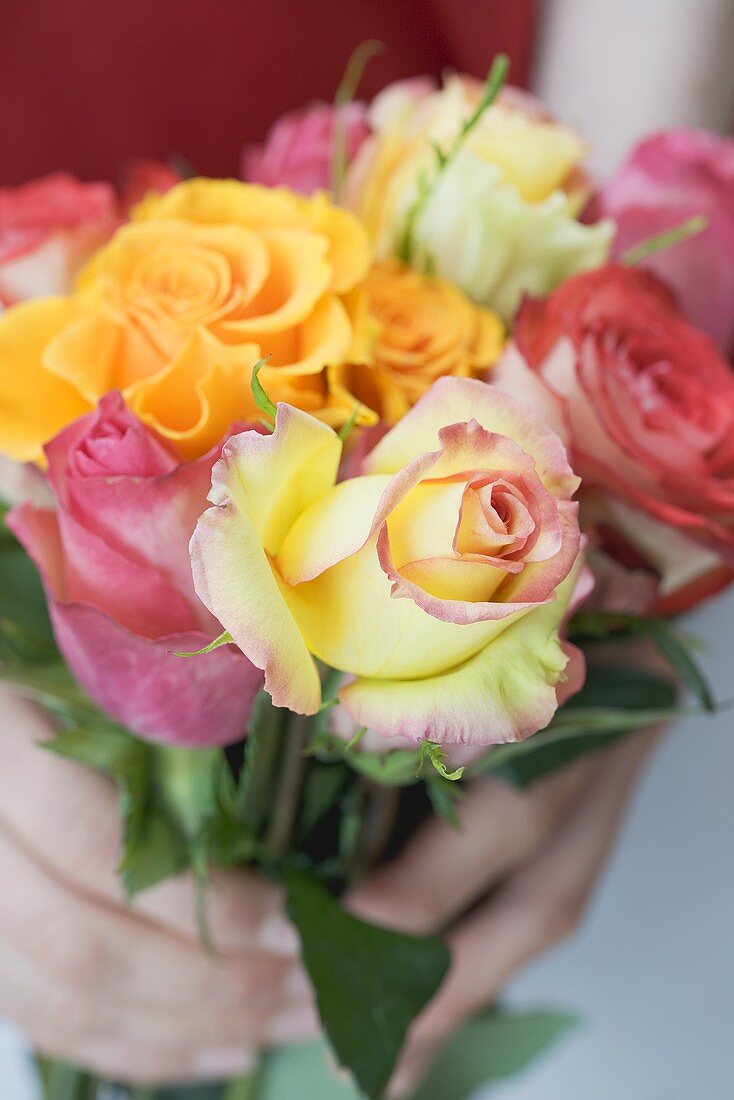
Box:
[9, 394, 261, 746]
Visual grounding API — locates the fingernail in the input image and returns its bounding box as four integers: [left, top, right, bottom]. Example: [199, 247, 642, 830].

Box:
[257, 912, 301, 957]
[192, 1046, 255, 1078]
[266, 1004, 319, 1044]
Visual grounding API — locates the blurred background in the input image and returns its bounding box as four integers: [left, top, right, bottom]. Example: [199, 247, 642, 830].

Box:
[2, 0, 733, 1095]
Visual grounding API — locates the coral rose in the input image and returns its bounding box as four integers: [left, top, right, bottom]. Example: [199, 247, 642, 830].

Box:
[190, 377, 584, 746]
[0, 179, 373, 463]
[494, 264, 734, 611]
[8, 394, 261, 746]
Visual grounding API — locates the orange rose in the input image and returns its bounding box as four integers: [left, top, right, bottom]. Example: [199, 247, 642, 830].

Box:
[0, 179, 374, 462]
[340, 260, 503, 423]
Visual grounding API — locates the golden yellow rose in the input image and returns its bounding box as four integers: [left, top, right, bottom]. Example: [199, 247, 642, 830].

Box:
[339, 260, 503, 423]
[0, 179, 374, 462]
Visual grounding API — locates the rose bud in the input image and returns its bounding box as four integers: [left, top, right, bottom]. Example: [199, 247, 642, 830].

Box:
[8, 394, 261, 746]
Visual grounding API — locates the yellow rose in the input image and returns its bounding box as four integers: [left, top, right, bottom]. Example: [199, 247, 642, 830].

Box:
[191, 377, 584, 746]
[0, 179, 374, 462]
[338, 260, 504, 424]
[345, 76, 612, 322]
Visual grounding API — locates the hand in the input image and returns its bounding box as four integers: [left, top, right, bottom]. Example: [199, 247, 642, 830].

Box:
[0, 691, 317, 1085]
[350, 730, 659, 1098]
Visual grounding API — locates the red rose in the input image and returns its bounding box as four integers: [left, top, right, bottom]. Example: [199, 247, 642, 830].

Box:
[494, 264, 734, 610]
[9, 394, 261, 745]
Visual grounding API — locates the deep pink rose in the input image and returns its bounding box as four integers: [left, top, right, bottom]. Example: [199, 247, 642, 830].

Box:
[602, 129, 734, 354]
[241, 101, 370, 194]
[8, 394, 261, 746]
[0, 172, 118, 304]
[494, 264, 734, 612]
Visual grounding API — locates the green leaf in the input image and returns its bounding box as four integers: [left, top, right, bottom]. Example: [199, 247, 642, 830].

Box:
[571, 611, 714, 711]
[426, 776, 463, 828]
[251, 359, 276, 426]
[411, 1005, 578, 1100]
[474, 666, 679, 788]
[285, 867, 450, 1100]
[118, 805, 189, 896]
[255, 1041, 358, 1100]
[0, 532, 55, 649]
[345, 748, 423, 787]
[640, 620, 715, 712]
[252, 1005, 575, 1100]
[298, 762, 349, 840]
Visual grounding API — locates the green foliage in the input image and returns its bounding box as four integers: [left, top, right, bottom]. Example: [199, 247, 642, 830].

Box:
[474, 665, 680, 789]
[251, 1004, 575, 1100]
[0, 512, 55, 658]
[571, 611, 715, 711]
[411, 1006, 578, 1099]
[285, 867, 450, 1100]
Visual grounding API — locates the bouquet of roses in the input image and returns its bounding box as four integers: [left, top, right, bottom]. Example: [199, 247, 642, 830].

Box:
[1, 50, 731, 1100]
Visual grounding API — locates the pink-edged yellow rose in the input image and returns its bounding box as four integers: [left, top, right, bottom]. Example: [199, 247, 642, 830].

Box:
[0, 179, 373, 463]
[190, 377, 585, 746]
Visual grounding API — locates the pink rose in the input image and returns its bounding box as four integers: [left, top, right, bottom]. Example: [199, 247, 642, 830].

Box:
[0, 172, 118, 304]
[241, 101, 370, 194]
[8, 394, 261, 746]
[602, 129, 734, 354]
[494, 264, 734, 612]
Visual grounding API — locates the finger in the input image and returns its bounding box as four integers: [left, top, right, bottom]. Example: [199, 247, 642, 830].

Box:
[389, 731, 658, 1096]
[349, 759, 593, 934]
[0, 819, 316, 1067]
[0, 691, 297, 957]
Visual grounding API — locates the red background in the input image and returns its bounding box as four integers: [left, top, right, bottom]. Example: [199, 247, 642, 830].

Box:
[0, 0, 537, 185]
